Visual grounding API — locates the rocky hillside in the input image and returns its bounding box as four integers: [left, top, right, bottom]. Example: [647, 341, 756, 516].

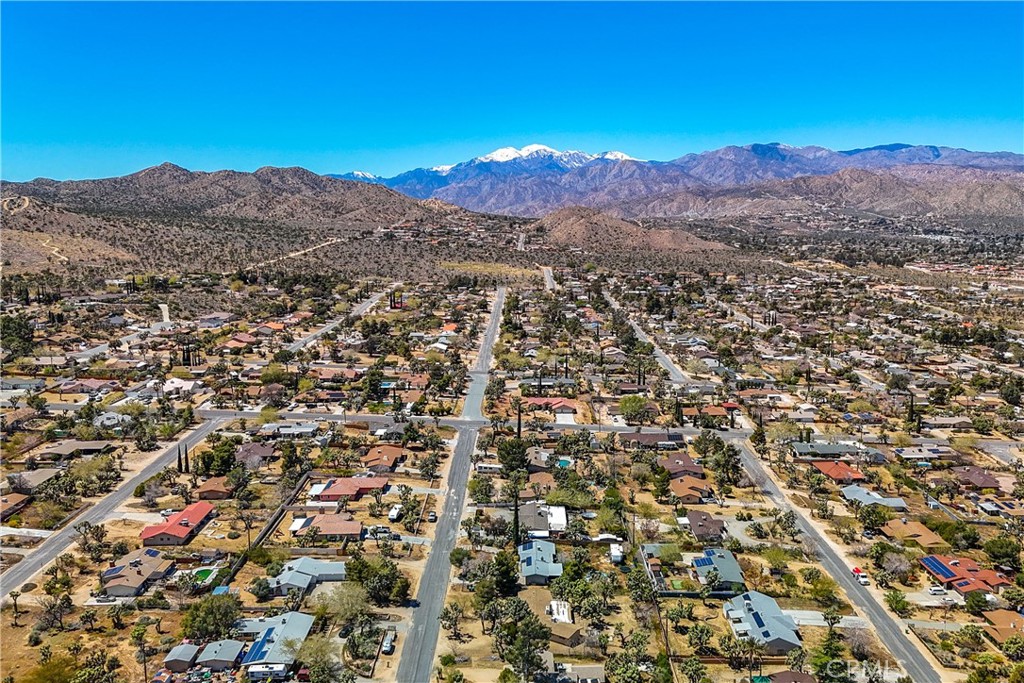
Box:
[613, 166, 1024, 219]
[0, 164, 485, 274]
[534, 206, 727, 254]
[4, 163, 454, 226]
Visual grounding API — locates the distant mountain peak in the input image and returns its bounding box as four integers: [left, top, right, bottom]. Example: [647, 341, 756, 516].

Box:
[476, 144, 560, 162]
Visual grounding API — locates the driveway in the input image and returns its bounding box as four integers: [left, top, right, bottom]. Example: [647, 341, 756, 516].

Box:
[784, 609, 868, 629]
[555, 413, 577, 425]
[906, 588, 964, 608]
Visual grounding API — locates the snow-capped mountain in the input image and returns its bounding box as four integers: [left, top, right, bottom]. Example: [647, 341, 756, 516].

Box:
[329, 142, 1022, 216]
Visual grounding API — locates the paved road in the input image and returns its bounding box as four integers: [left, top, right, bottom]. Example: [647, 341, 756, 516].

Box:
[286, 288, 389, 353]
[604, 292, 688, 384]
[540, 266, 557, 292]
[0, 419, 225, 598]
[71, 321, 175, 361]
[396, 286, 505, 683]
[612, 304, 941, 683]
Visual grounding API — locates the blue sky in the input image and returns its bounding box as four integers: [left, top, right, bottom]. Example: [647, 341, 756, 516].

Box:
[2, 2, 1021, 180]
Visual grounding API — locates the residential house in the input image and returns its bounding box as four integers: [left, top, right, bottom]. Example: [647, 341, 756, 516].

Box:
[269, 557, 347, 596]
[691, 548, 746, 592]
[101, 548, 176, 597]
[520, 502, 568, 538]
[237, 442, 276, 465]
[361, 445, 404, 473]
[196, 640, 245, 672]
[0, 493, 31, 522]
[723, 591, 802, 655]
[141, 502, 216, 546]
[920, 555, 1011, 596]
[811, 460, 866, 485]
[39, 440, 114, 460]
[686, 510, 726, 543]
[163, 644, 200, 673]
[880, 519, 951, 553]
[982, 609, 1024, 646]
[670, 476, 713, 504]
[657, 454, 704, 479]
[524, 587, 587, 647]
[196, 476, 235, 501]
[7, 468, 61, 494]
[518, 540, 563, 585]
[948, 466, 1000, 491]
[840, 485, 908, 511]
[237, 611, 314, 681]
[309, 477, 389, 502]
[289, 514, 362, 542]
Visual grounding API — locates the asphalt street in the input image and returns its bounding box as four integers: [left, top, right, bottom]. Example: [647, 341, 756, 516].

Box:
[396, 286, 505, 683]
[286, 288, 390, 353]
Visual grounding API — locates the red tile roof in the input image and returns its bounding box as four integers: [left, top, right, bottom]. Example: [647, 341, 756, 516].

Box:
[141, 502, 215, 540]
[811, 460, 866, 483]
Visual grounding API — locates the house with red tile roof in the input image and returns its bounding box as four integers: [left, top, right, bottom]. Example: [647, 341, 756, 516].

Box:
[811, 460, 866, 485]
[920, 554, 1012, 596]
[141, 502, 216, 546]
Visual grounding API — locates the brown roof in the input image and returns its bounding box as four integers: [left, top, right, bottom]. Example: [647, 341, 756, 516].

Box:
[880, 519, 949, 550]
[299, 514, 362, 538]
[195, 476, 234, 496]
[670, 476, 712, 499]
[983, 609, 1024, 644]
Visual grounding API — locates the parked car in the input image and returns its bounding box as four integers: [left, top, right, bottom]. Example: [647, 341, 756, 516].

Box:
[427, 511, 437, 523]
[857, 574, 870, 586]
[928, 586, 947, 595]
[382, 627, 397, 655]
[388, 504, 404, 522]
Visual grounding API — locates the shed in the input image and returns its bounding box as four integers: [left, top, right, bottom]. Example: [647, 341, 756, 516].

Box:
[163, 643, 200, 673]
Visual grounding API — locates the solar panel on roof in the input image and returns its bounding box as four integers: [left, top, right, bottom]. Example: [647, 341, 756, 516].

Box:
[102, 565, 124, 578]
[693, 557, 713, 568]
[752, 612, 766, 628]
[922, 556, 956, 579]
[242, 627, 275, 665]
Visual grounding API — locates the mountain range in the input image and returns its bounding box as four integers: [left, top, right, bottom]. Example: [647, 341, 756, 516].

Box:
[331, 142, 1024, 217]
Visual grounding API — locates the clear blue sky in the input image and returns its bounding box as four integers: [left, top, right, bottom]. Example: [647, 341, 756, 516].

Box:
[2, 2, 1021, 180]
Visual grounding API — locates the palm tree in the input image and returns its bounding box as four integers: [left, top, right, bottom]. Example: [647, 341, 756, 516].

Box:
[738, 637, 767, 681]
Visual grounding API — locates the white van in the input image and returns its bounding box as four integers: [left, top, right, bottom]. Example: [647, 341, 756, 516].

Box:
[388, 504, 404, 522]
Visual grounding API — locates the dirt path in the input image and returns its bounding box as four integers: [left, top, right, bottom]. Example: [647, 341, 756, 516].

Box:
[39, 235, 69, 263]
[1, 196, 30, 213]
[243, 237, 344, 271]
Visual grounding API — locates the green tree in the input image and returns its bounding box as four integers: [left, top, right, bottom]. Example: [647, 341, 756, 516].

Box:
[181, 594, 241, 640]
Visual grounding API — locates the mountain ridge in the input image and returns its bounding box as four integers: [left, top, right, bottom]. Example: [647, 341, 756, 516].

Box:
[327, 142, 1023, 217]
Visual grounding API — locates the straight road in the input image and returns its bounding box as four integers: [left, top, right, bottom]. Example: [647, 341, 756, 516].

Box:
[540, 266, 557, 292]
[1, 419, 225, 597]
[396, 287, 505, 683]
[604, 292, 688, 384]
[72, 320, 174, 361]
[612, 303, 940, 683]
[286, 288, 390, 353]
